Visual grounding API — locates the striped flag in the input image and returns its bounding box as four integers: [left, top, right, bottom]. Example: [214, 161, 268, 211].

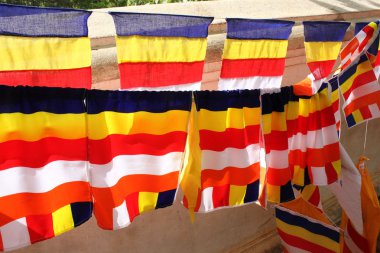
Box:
[288, 83, 341, 186]
[328, 76, 341, 134]
[218, 19, 294, 90]
[295, 21, 349, 96]
[87, 90, 192, 230]
[181, 90, 261, 214]
[0, 4, 92, 88]
[110, 12, 213, 90]
[0, 85, 92, 251]
[261, 87, 295, 203]
[275, 197, 341, 253]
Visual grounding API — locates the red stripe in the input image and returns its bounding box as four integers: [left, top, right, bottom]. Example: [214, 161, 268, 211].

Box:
[26, 213, 54, 244]
[201, 163, 260, 188]
[119, 61, 204, 89]
[125, 192, 140, 223]
[359, 106, 372, 120]
[220, 58, 286, 78]
[277, 228, 337, 253]
[358, 26, 375, 52]
[0, 67, 91, 89]
[342, 70, 377, 100]
[0, 231, 3, 251]
[264, 131, 288, 151]
[267, 168, 292, 185]
[307, 60, 336, 80]
[212, 184, 230, 208]
[343, 242, 353, 253]
[199, 125, 260, 151]
[307, 187, 321, 207]
[341, 39, 359, 65]
[0, 138, 87, 170]
[287, 106, 337, 134]
[343, 90, 380, 116]
[289, 143, 340, 168]
[89, 132, 187, 164]
[346, 219, 369, 252]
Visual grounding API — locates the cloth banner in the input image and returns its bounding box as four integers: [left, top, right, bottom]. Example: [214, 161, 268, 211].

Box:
[0, 85, 92, 251]
[0, 4, 92, 88]
[218, 19, 294, 90]
[87, 90, 192, 230]
[110, 12, 213, 90]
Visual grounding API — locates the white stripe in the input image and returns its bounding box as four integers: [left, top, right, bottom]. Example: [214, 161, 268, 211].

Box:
[374, 65, 380, 79]
[310, 166, 328, 185]
[201, 144, 260, 170]
[345, 80, 380, 105]
[89, 152, 183, 188]
[328, 145, 363, 234]
[0, 160, 88, 197]
[0, 218, 30, 251]
[289, 125, 339, 151]
[218, 76, 282, 90]
[266, 150, 288, 169]
[112, 200, 131, 230]
[344, 230, 365, 253]
[280, 239, 310, 253]
[198, 187, 214, 212]
[121, 81, 201, 91]
[369, 103, 380, 118]
[356, 30, 368, 44]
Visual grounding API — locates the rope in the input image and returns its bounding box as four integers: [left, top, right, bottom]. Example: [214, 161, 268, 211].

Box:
[363, 120, 369, 156]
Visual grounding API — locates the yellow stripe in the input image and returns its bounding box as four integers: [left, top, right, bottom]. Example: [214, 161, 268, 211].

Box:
[262, 112, 287, 135]
[116, 35, 207, 63]
[0, 112, 86, 142]
[52, 205, 74, 236]
[0, 36, 91, 71]
[229, 185, 246, 206]
[267, 184, 280, 203]
[300, 185, 316, 200]
[276, 218, 339, 251]
[304, 41, 342, 63]
[292, 166, 305, 186]
[340, 60, 373, 94]
[223, 39, 288, 60]
[352, 109, 364, 123]
[198, 107, 260, 131]
[87, 110, 190, 140]
[138, 192, 158, 213]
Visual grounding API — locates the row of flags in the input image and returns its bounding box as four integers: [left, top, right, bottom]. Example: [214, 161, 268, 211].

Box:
[0, 3, 380, 253]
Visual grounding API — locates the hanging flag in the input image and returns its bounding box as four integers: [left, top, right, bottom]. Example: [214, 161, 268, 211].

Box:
[218, 19, 294, 90]
[328, 75, 341, 134]
[288, 83, 341, 186]
[261, 87, 294, 203]
[110, 12, 213, 90]
[0, 4, 92, 88]
[339, 156, 380, 253]
[181, 90, 261, 214]
[295, 21, 349, 96]
[0, 85, 92, 251]
[275, 197, 341, 253]
[87, 90, 192, 230]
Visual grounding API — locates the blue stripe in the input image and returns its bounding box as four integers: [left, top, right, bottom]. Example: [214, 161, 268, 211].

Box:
[280, 181, 295, 203]
[0, 85, 85, 114]
[275, 207, 340, 242]
[156, 189, 176, 209]
[261, 87, 292, 114]
[329, 76, 339, 92]
[346, 114, 356, 128]
[0, 4, 90, 37]
[303, 21, 350, 42]
[194, 89, 260, 111]
[110, 12, 213, 38]
[355, 22, 369, 35]
[243, 180, 259, 203]
[86, 90, 192, 114]
[226, 19, 294, 40]
[71, 202, 93, 227]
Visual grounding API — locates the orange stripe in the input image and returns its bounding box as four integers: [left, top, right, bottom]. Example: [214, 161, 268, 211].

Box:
[0, 181, 90, 226]
[201, 163, 260, 189]
[343, 90, 380, 115]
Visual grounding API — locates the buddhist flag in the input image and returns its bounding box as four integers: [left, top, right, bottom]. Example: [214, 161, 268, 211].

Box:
[110, 12, 213, 90]
[0, 85, 92, 251]
[0, 4, 92, 88]
[288, 82, 341, 186]
[181, 90, 261, 214]
[261, 87, 294, 204]
[328, 75, 341, 134]
[87, 90, 192, 230]
[218, 19, 294, 90]
[275, 197, 341, 253]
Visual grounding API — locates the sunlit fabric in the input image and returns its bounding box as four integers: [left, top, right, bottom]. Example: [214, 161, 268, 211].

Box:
[218, 19, 294, 90]
[0, 86, 92, 251]
[110, 12, 213, 90]
[0, 4, 92, 88]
